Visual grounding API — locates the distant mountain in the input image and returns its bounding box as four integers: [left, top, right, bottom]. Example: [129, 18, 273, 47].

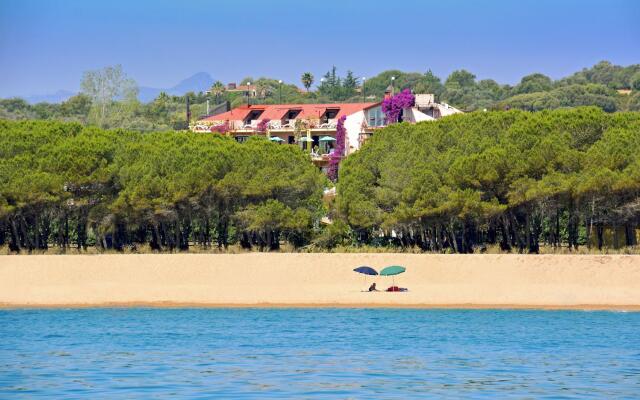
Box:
[9, 72, 215, 104]
[138, 72, 214, 102]
[23, 90, 76, 104]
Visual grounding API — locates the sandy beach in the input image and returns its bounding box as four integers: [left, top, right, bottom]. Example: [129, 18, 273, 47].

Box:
[1, 253, 639, 309]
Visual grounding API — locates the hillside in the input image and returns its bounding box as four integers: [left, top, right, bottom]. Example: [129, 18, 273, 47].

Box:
[0, 61, 638, 132]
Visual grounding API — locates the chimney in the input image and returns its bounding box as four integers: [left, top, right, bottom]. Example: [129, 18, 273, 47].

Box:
[384, 84, 394, 100]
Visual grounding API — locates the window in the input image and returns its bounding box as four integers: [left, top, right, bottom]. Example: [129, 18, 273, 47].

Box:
[324, 109, 339, 120]
[319, 109, 340, 124]
[287, 110, 301, 120]
[235, 135, 249, 144]
[367, 106, 385, 127]
[247, 110, 264, 121]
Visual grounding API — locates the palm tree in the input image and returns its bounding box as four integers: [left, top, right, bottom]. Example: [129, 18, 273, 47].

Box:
[209, 81, 225, 103]
[301, 72, 314, 92]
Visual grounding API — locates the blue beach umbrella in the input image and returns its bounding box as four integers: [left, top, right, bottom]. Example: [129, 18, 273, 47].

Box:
[353, 266, 378, 290]
[353, 266, 378, 275]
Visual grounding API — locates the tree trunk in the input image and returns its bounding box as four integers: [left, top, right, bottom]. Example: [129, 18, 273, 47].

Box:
[508, 212, 524, 253]
[64, 216, 70, 249]
[525, 212, 532, 253]
[567, 205, 579, 250]
[596, 225, 604, 250]
[624, 224, 636, 247]
[217, 217, 228, 248]
[556, 209, 561, 248]
[448, 224, 459, 253]
[9, 218, 21, 252]
[77, 213, 88, 250]
[150, 223, 162, 251]
[588, 197, 595, 248]
[499, 216, 511, 251]
[20, 216, 34, 251]
[240, 232, 251, 249]
[34, 214, 40, 250]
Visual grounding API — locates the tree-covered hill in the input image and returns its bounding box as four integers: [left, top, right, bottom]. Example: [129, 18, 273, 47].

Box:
[1, 62, 639, 132]
[1, 108, 639, 253]
[0, 120, 326, 252]
[337, 107, 640, 253]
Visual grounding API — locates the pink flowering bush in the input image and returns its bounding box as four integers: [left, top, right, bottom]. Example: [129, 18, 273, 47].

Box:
[210, 122, 229, 134]
[327, 115, 347, 181]
[256, 118, 271, 133]
[381, 88, 415, 124]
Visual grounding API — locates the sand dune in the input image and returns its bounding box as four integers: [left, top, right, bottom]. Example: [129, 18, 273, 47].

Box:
[1, 254, 639, 309]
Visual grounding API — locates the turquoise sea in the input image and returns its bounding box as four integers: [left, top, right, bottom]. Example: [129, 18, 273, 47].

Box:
[1, 309, 639, 398]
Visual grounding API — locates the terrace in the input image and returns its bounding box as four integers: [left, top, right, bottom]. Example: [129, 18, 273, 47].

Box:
[192, 102, 385, 170]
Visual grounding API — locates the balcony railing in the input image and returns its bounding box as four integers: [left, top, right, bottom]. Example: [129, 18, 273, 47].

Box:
[226, 118, 339, 132]
[193, 117, 387, 134]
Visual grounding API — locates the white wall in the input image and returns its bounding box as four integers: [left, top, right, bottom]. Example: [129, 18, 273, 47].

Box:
[438, 103, 463, 117]
[344, 110, 365, 154]
[403, 107, 435, 123]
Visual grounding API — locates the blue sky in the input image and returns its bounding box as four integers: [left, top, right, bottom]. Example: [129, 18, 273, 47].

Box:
[0, 0, 638, 97]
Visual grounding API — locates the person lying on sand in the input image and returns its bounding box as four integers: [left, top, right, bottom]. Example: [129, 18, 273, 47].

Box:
[368, 282, 379, 292]
[386, 286, 408, 292]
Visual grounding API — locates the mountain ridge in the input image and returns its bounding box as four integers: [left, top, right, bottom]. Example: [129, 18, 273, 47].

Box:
[10, 72, 215, 104]
[138, 72, 214, 102]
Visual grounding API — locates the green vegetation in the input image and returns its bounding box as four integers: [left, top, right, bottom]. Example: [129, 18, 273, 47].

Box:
[301, 72, 314, 92]
[2, 107, 639, 254]
[2, 62, 639, 132]
[338, 107, 640, 253]
[0, 120, 325, 252]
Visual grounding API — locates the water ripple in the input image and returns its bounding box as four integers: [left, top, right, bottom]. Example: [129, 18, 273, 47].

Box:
[0, 309, 639, 398]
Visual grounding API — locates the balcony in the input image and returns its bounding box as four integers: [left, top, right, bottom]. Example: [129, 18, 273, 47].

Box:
[224, 118, 340, 133]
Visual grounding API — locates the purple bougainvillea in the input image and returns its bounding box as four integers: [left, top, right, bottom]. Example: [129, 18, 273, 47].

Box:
[381, 88, 415, 124]
[327, 115, 347, 181]
[256, 118, 271, 133]
[210, 122, 229, 134]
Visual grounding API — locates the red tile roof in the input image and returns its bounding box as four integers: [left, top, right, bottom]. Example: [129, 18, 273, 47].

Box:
[203, 105, 253, 122]
[201, 103, 379, 122]
[257, 106, 291, 120]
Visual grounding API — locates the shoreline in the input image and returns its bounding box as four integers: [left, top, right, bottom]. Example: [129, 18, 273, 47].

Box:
[2, 302, 640, 311]
[1, 253, 639, 310]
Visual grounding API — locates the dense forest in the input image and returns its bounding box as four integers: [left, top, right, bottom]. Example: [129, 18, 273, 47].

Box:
[1, 61, 639, 132]
[338, 107, 640, 253]
[1, 107, 639, 253]
[0, 120, 326, 252]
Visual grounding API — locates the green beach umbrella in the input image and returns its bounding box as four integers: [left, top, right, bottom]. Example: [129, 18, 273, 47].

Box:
[380, 265, 406, 289]
[269, 136, 284, 142]
[298, 137, 313, 142]
[319, 136, 336, 141]
[380, 266, 405, 276]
